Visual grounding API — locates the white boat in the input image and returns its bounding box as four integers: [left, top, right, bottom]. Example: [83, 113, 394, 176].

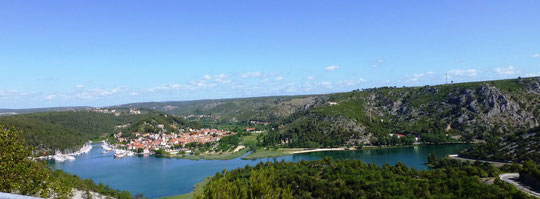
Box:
[65, 155, 76, 161]
[53, 155, 66, 162]
[114, 150, 127, 158]
[102, 144, 112, 151]
[79, 144, 92, 154]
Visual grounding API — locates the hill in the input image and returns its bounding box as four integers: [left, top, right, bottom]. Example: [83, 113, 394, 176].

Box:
[459, 126, 540, 163]
[0, 109, 200, 154]
[117, 95, 321, 123]
[265, 77, 540, 147]
[3, 77, 539, 150]
[197, 157, 529, 198]
[0, 125, 134, 198]
[0, 106, 91, 116]
[115, 77, 540, 148]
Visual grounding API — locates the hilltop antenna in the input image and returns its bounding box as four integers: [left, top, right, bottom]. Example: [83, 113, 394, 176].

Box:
[445, 73, 448, 84]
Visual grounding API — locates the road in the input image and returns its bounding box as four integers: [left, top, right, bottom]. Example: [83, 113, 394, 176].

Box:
[447, 154, 513, 167]
[499, 173, 540, 198]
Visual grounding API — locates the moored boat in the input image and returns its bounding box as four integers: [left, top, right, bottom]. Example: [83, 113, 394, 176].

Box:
[114, 150, 127, 158]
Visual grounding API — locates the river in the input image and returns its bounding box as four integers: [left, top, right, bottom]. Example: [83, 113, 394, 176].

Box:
[51, 144, 469, 198]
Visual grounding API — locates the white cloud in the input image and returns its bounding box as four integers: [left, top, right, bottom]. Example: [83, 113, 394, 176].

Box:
[76, 87, 123, 99]
[325, 65, 340, 71]
[321, 81, 332, 88]
[211, 74, 231, 84]
[408, 72, 435, 82]
[337, 78, 368, 87]
[241, 72, 262, 78]
[274, 76, 283, 81]
[495, 66, 519, 75]
[148, 84, 182, 92]
[203, 74, 212, 80]
[0, 89, 32, 98]
[45, 94, 56, 100]
[372, 59, 384, 67]
[448, 69, 477, 77]
[307, 76, 315, 80]
[532, 53, 540, 58]
[75, 85, 85, 88]
[524, 72, 540, 77]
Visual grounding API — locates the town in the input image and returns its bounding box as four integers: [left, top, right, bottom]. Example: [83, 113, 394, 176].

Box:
[107, 128, 236, 157]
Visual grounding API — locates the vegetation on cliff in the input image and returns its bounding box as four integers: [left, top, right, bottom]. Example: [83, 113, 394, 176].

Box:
[459, 126, 540, 163]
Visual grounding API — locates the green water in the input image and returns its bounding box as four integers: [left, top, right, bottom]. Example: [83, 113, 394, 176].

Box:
[51, 144, 470, 198]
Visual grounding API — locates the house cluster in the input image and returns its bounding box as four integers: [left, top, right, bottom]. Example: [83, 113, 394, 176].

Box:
[91, 108, 121, 116]
[89, 108, 142, 116]
[118, 128, 235, 154]
[389, 133, 420, 142]
[129, 108, 141, 115]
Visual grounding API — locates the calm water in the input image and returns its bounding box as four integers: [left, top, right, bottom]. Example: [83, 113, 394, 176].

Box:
[51, 144, 469, 198]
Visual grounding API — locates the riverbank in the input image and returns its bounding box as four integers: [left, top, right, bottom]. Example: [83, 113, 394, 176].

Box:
[175, 143, 474, 161]
[177, 148, 250, 160]
[162, 177, 211, 199]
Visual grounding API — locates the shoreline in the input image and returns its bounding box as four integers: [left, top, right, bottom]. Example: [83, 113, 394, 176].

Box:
[288, 147, 348, 154]
[35, 142, 93, 161]
[173, 143, 474, 161]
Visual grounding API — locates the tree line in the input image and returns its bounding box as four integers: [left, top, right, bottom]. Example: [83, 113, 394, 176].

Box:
[197, 157, 530, 199]
[0, 125, 140, 198]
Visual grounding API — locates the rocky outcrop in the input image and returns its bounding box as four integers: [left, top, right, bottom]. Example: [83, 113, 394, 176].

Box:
[279, 77, 540, 146]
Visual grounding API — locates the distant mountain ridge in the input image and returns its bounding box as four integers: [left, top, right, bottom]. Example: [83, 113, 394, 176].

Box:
[2, 77, 539, 149]
[117, 77, 540, 147]
[0, 106, 91, 115]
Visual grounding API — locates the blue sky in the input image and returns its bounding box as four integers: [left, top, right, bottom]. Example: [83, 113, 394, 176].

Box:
[1, 0, 539, 108]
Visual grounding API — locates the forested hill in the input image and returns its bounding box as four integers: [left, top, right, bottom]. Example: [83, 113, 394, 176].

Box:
[117, 95, 320, 123]
[459, 126, 540, 163]
[0, 109, 200, 154]
[197, 157, 529, 198]
[0, 106, 90, 115]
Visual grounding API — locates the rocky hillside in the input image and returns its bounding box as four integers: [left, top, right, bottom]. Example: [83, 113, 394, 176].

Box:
[271, 77, 540, 147]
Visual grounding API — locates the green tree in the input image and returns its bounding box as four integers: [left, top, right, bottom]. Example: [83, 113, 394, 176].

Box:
[0, 125, 51, 197]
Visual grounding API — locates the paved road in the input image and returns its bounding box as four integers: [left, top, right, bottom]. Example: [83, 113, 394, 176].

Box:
[499, 173, 540, 198]
[447, 154, 513, 167]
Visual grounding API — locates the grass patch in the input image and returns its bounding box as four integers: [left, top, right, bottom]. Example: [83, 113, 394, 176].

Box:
[241, 148, 303, 160]
[162, 177, 211, 199]
[240, 134, 258, 146]
[178, 147, 250, 160]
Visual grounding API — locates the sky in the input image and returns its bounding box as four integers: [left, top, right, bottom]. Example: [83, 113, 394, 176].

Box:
[1, 0, 540, 109]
